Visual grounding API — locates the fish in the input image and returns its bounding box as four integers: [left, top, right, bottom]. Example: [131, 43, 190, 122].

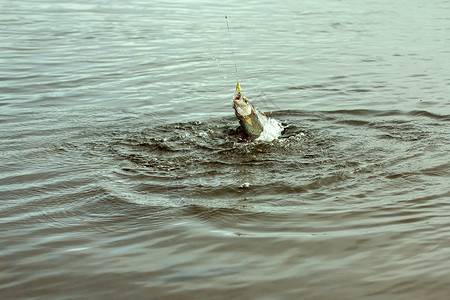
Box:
[232, 82, 268, 140]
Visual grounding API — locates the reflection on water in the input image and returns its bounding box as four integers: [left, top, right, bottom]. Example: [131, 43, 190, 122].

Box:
[1, 0, 450, 299]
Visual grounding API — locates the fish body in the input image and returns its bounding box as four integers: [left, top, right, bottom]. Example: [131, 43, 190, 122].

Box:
[232, 82, 268, 140]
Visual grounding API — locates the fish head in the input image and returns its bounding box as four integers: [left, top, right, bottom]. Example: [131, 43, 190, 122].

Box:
[232, 91, 253, 117]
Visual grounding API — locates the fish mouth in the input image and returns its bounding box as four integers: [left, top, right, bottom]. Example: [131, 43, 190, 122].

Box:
[233, 92, 252, 116]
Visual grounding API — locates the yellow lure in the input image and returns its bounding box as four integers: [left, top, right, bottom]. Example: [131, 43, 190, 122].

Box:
[236, 81, 241, 92]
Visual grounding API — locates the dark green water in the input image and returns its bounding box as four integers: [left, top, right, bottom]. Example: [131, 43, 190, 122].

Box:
[1, 0, 449, 299]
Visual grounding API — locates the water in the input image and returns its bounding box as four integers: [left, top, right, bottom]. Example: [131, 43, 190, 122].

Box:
[1, 0, 449, 298]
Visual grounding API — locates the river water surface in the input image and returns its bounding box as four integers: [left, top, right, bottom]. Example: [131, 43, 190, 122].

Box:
[1, 0, 450, 299]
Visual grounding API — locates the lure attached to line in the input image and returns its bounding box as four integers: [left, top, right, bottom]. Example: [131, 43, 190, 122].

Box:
[226, 18, 283, 141]
[236, 81, 241, 92]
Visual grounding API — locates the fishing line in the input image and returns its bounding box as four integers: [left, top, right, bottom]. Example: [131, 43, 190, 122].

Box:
[225, 15, 240, 83]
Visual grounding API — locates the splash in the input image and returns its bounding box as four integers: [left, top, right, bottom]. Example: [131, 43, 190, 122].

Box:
[255, 113, 284, 142]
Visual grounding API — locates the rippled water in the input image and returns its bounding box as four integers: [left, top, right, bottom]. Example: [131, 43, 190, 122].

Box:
[1, 0, 450, 299]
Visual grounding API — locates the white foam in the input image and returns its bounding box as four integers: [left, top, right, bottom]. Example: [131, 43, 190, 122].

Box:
[256, 115, 284, 142]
